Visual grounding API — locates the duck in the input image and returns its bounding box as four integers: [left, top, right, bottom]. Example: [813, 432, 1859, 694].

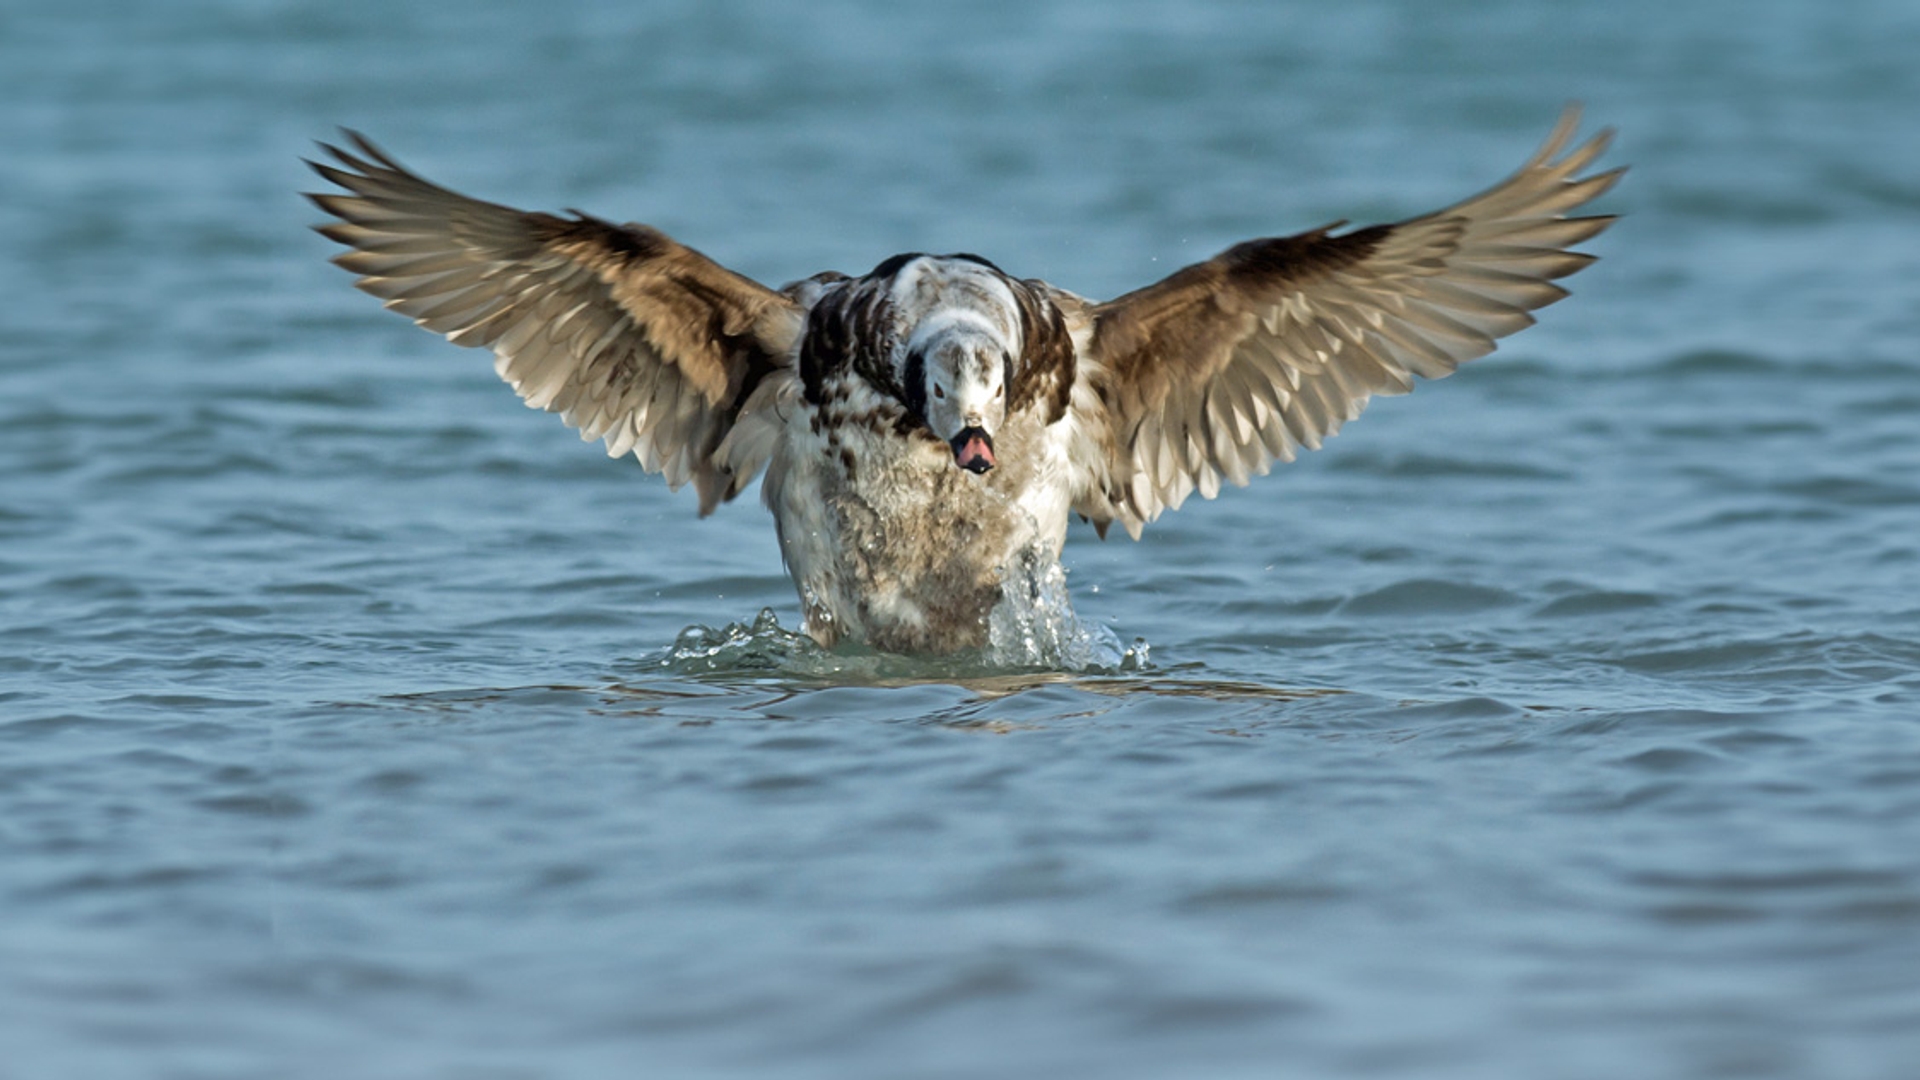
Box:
[307, 107, 1619, 654]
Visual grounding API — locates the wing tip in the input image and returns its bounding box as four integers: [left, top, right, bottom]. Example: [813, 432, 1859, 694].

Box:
[305, 128, 420, 199]
[1521, 103, 1620, 183]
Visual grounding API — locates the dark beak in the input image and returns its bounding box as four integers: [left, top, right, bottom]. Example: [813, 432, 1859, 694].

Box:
[951, 426, 996, 474]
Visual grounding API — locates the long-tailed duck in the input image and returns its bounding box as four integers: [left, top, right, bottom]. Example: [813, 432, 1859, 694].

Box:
[308, 108, 1619, 654]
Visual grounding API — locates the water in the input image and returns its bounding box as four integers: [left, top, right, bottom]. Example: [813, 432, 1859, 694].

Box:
[6, 1, 1920, 1077]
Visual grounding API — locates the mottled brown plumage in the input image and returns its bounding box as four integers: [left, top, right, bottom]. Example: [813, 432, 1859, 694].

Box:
[307, 107, 1620, 653]
[309, 134, 805, 514]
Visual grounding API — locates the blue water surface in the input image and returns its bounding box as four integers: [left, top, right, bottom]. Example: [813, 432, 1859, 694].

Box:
[5, 1, 1920, 1078]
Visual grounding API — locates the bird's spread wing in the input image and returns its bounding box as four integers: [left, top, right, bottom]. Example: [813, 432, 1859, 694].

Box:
[1071, 106, 1621, 538]
[307, 133, 807, 514]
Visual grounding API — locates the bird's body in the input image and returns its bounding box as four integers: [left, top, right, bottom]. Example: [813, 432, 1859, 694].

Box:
[308, 109, 1620, 654]
[766, 255, 1089, 651]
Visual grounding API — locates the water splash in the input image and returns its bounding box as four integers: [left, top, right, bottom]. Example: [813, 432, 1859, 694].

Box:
[659, 607, 821, 675]
[987, 555, 1138, 671]
[657, 566, 1149, 682]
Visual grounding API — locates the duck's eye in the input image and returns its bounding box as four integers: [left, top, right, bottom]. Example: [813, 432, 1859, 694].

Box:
[934, 384, 946, 399]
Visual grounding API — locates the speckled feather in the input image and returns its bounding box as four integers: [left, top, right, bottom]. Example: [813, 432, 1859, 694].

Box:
[307, 107, 1618, 652]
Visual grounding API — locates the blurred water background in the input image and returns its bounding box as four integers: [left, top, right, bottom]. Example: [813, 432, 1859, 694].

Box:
[5, 1, 1920, 1077]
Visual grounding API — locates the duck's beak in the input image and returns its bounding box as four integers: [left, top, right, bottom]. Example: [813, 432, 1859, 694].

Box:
[951, 426, 995, 474]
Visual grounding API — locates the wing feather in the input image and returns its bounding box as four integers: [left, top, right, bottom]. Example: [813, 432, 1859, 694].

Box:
[1076, 106, 1621, 532]
[306, 131, 808, 514]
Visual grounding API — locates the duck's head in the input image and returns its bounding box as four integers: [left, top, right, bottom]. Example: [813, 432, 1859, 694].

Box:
[904, 318, 1012, 475]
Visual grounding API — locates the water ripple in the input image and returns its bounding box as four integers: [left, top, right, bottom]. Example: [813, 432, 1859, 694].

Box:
[9, 3, 1920, 1077]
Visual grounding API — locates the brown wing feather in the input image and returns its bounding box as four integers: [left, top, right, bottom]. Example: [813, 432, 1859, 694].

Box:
[1077, 106, 1622, 537]
[306, 132, 806, 514]
[1008, 278, 1079, 424]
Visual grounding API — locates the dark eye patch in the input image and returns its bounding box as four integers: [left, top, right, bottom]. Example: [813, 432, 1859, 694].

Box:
[902, 348, 927, 418]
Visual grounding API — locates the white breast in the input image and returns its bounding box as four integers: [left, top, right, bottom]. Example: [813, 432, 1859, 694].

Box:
[763, 380, 1068, 653]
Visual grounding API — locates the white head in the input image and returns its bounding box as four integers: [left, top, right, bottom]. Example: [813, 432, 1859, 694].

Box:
[904, 314, 1013, 474]
[884, 257, 1025, 475]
